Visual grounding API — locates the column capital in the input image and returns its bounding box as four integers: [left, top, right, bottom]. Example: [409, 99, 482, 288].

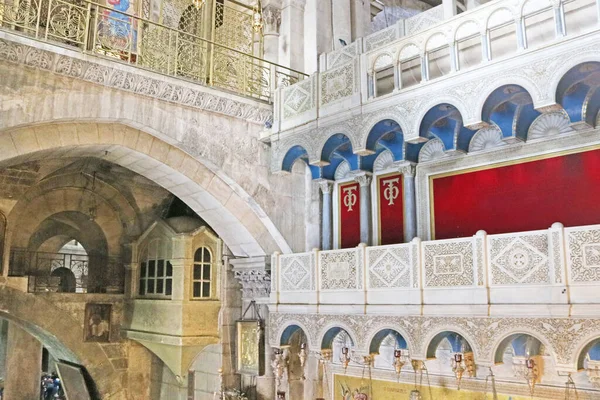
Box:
[231, 256, 272, 301]
[263, 4, 282, 35]
[283, 0, 305, 10]
[395, 162, 416, 177]
[316, 179, 334, 194]
[352, 172, 372, 187]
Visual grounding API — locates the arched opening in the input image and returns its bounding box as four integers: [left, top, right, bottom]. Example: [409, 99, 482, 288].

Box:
[364, 119, 406, 166]
[556, 62, 600, 129]
[321, 327, 355, 367]
[481, 85, 540, 142]
[419, 104, 475, 152]
[369, 329, 408, 371]
[522, 0, 556, 50]
[278, 325, 308, 400]
[425, 331, 475, 378]
[487, 8, 517, 61]
[426, 33, 451, 80]
[455, 21, 482, 70]
[372, 54, 395, 98]
[492, 334, 545, 386]
[319, 134, 358, 181]
[398, 45, 422, 89]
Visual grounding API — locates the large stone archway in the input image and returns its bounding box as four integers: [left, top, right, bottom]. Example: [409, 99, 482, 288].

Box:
[0, 285, 126, 399]
[0, 122, 287, 257]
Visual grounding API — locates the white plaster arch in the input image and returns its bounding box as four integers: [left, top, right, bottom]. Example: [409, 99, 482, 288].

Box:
[372, 52, 394, 72]
[547, 55, 600, 107]
[275, 321, 315, 350]
[454, 20, 483, 41]
[420, 325, 481, 361]
[486, 7, 517, 30]
[425, 32, 449, 52]
[397, 43, 422, 63]
[474, 77, 542, 123]
[334, 161, 351, 181]
[272, 136, 316, 173]
[0, 123, 287, 257]
[362, 324, 415, 356]
[521, 0, 553, 17]
[488, 329, 557, 367]
[373, 150, 395, 172]
[316, 321, 360, 350]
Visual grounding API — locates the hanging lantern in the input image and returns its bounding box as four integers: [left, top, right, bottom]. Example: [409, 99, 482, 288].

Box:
[192, 0, 206, 10]
[409, 389, 423, 400]
[252, 1, 264, 33]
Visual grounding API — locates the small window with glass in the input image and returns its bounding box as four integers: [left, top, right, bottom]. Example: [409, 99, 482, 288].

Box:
[139, 239, 173, 298]
[192, 247, 212, 299]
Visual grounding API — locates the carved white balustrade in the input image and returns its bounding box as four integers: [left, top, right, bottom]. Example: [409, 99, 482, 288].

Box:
[270, 223, 600, 306]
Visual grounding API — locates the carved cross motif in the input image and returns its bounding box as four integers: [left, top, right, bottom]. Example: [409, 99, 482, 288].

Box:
[382, 177, 400, 206]
[343, 186, 357, 212]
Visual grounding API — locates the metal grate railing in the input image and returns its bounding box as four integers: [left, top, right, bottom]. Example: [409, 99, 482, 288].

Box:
[0, 0, 306, 102]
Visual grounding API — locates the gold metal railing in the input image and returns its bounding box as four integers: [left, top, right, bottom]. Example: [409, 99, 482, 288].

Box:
[0, 0, 306, 102]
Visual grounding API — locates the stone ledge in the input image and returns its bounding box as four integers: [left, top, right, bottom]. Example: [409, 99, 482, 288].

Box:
[0, 31, 273, 126]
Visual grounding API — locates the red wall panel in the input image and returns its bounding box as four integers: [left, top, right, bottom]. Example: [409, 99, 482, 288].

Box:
[432, 149, 600, 239]
[378, 173, 404, 245]
[339, 181, 361, 248]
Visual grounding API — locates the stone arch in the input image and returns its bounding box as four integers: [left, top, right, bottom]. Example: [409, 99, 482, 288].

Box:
[413, 97, 471, 139]
[315, 126, 361, 163]
[491, 332, 548, 365]
[425, 32, 449, 52]
[372, 52, 394, 72]
[364, 325, 412, 355]
[318, 323, 358, 350]
[0, 122, 287, 257]
[488, 327, 558, 367]
[396, 43, 422, 63]
[549, 56, 600, 106]
[421, 326, 480, 361]
[454, 20, 482, 42]
[0, 285, 125, 399]
[279, 324, 310, 347]
[486, 7, 517, 30]
[359, 111, 409, 152]
[573, 330, 600, 370]
[475, 77, 543, 125]
[275, 321, 315, 349]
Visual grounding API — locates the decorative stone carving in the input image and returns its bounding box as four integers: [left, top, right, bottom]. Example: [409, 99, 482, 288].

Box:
[327, 41, 360, 70]
[469, 125, 506, 152]
[282, 74, 316, 118]
[263, 5, 282, 35]
[405, 6, 444, 36]
[528, 111, 572, 140]
[365, 26, 399, 53]
[0, 38, 272, 125]
[367, 246, 411, 288]
[587, 360, 600, 388]
[231, 257, 272, 300]
[566, 227, 600, 283]
[280, 253, 315, 291]
[319, 248, 362, 290]
[398, 164, 416, 177]
[373, 150, 394, 172]
[334, 161, 351, 181]
[320, 60, 358, 106]
[318, 180, 333, 194]
[422, 239, 474, 287]
[489, 234, 550, 285]
[353, 174, 372, 187]
[419, 139, 446, 163]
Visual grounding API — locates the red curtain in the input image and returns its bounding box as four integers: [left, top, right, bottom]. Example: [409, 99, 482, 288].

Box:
[378, 173, 404, 245]
[432, 149, 600, 239]
[339, 181, 361, 248]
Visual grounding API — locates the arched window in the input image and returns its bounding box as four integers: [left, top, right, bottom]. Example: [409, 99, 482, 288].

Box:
[192, 247, 211, 298]
[139, 239, 173, 298]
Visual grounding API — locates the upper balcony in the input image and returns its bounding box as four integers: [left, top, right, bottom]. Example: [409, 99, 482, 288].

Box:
[0, 0, 306, 107]
[267, 0, 600, 143]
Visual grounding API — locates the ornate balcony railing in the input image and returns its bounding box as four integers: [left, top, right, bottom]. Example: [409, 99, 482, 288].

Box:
[271, 222, 600, 306]
[9, 249, 124, 293]
[0, 0, 306, 103]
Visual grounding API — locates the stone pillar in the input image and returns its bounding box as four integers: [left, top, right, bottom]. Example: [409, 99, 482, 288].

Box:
[280, 0, 306, 71]
[400, 164, 417, 242]
[554, 4, 566, 38]
[351, 0, 371, 40]
[332, 0, 352, 49]
[354, 174, 372, 245]
[303, 352, 320, 400]
[262, 1, 282, 64]
[231, 257, 273, 400]
[443, 0, 457, 19]
[482, 32, 491, 62]
[4, 322, 42, 400]
[516, 17, 527, 50]
[319, 180, 334, 251]
[304, 0, 333, 74]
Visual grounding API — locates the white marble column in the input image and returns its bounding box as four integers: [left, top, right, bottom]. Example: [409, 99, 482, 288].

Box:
[351, 0, 371, 40]
[279, 0, 306, 71]
[332, 0, 352, 49]
[262, 1, 282, 64]
[304, 0, 332, 73]
[319, 180, 334, 250]
[354, 173, 372, 245]
[400, 164, 417, 242]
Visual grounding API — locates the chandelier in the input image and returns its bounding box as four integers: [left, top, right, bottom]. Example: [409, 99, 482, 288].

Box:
[192, 0, 206, 10]
[252, 0, 263, 33]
